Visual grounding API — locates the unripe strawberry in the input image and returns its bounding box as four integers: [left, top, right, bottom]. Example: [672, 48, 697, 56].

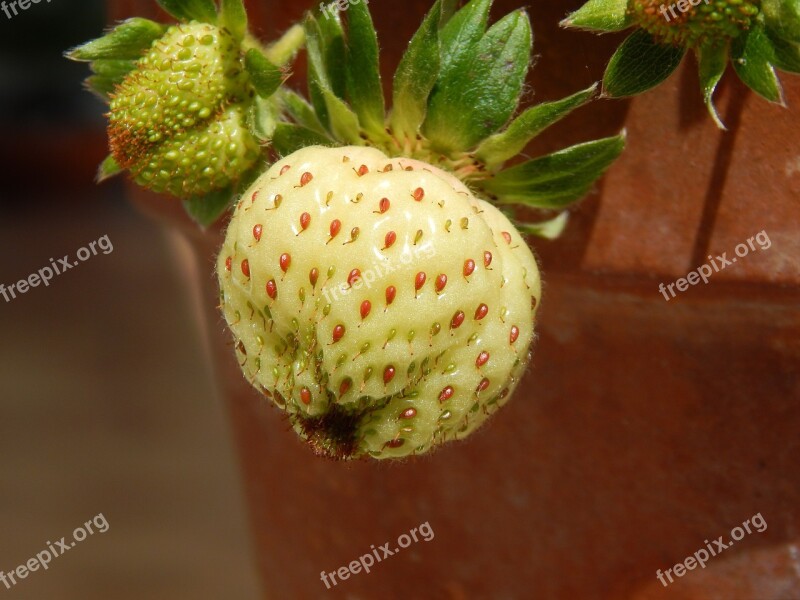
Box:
[108, 21, 259, 197]
[630, 0, 761, 47]
[131, 106, 261, 197]
[217, 146, 541, 459]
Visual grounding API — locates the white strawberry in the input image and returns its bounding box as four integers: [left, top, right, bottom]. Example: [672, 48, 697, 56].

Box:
[218, 145, 540, 458]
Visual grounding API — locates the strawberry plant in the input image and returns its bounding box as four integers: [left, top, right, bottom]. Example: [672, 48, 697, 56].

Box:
[69, 0, 625, 459]
[562, 0, 800, 128]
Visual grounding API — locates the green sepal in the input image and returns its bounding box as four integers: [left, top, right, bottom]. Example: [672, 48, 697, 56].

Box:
[305, 13, 344, 129]
[97, 155, 122, 182]
[84, 58, 138, 99]
[66, 18, 166, 61]
[183, 186, 235, 228]
[278, 90, 328, 135]
[438, 0, 491, 77]
[156, 0, 217, 24]
[244, 49, 284, 98]
[763, 0, 800, 44]
[424, 9, 533, 152]
[697, 42, 729, 130]
[560, 0, 633, 32]
[517, 212, 570, 240]
[321, 87, 363, 144]
[272, 123, 333, 156]
[316, 10, 347, 100]
[603, 30, 685, 97]
[390, 0, 443, 138]
[475, 83, 598, 170]
[250, 96, 280, 142]
[481, 133, 625, 209]
[344, 0, 386, 139]
[731, 23, 785, 105]
[768, 31, 800, 73]
[220, 0, 248, 42]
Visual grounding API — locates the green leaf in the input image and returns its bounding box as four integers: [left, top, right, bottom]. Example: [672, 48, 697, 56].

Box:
[66, 18, 166, 61]
[424, 9, 533, 152]
[97, 155, 122, 182]
[183, 187, 235, 228]
[481, 134, 625, 209]
[278, 90, 328, 135]
[305, 13, 346, 129]
[697, 42, 729, 130]
[244, 49, 284, 98]
[220, 0, 248, 42]
[603, 30, 685, 97]
[321, 87, 363, 144]
[560, 0, 633, 32]
[272, 123, 332, 156]
[84, 58, 138, 98]
[475, 83, 598, 170]
[731, 24, 785, 104]
[344, 0, 385, 138]
[763, 0, 800, 43]
[517, 212, 570, 240]
[391, 0, 442, 138]
[249, 96, 280, 141]
[439, 0, 492, 77]
[156, 0, 217, 24]
[768, 31, 800, 73]
[317, 10, 347, 99]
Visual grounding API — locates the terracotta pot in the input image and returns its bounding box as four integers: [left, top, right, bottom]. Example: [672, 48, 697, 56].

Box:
[115, 1, 800, 597]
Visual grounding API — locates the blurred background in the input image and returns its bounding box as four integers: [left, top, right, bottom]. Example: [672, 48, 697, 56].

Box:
[0, 2, 260, 598]
[1, 1, 799, 599]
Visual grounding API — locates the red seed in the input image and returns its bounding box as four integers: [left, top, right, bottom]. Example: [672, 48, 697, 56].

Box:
[253, 224, 263, 241]
[435, 274, 447, 293]
[450, 311, 465, 329]
[225, 257, 232, 272]
[348, 269, 361, 287]
[279, 165, 291, 175]
[280, 253, 291, 273]
[413, 187, 425, 201]
[349, 227, 360, 242]
[476, 378, 490, 393]
[484, 251, 493, 268]
[384, 231, 396, 249]
[339, 378, 352, 396]
[357, 164, 369, 176]
[499, 388, 510, 399]
[266, 279, 277, 299]
[300, 172, 313, 186]
[415, 272, 427, 291]
[385, 438, 404, 448]
[300, 212, 311, 230]
[251, 190, 259, 203]
[309, 268, 319, 288]
[329, 219, 342, 240]
[510, 326, 519, 344]
[502, 231, 512, 244]
[360, 300, 371, 320]
[385, 286, 396, 306]
[531, 296, 538, 309]
[241, 259, 250, 278]
[379, 198, 390, 213]
[475, 304, 488, 320]
[332, 324, 345, 343]
[476, 351, 490, 367]
[300, 388, 311, 405]
[383, 366, 395, 384]
[463, 259, 476, 277]
[438, 386, 454, 403]
[399, 407, 417, 419]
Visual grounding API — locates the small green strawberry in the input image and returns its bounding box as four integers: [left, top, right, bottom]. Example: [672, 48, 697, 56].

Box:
[218, 145, 541, 459]
[68, 0, 303, 223]
[562, 0, 800, 128]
